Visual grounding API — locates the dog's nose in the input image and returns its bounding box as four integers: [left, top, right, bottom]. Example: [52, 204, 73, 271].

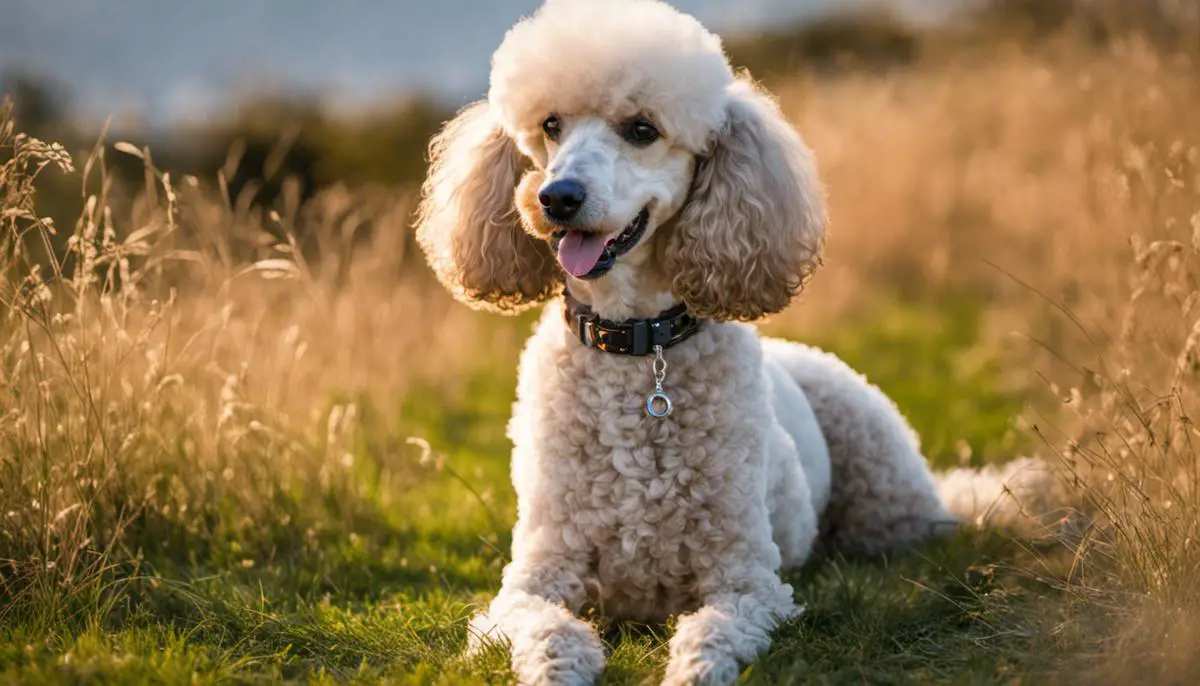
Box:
[538, 179, 587, 221]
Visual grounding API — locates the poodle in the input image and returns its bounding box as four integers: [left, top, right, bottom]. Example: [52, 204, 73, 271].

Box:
[415, 1, 1052, 683]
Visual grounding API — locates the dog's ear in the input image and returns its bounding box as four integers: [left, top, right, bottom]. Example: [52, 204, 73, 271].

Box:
[665, 77, 826, 322]
[416, 101, 561, 314]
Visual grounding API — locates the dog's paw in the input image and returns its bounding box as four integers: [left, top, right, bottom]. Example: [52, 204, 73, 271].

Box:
[469, 589, 607, 684]
[661, 649, 741, 686]
[514, 623, 606, 686]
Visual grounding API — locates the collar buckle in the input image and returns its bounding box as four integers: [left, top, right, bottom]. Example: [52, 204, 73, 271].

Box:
[631, 320, 649, 356]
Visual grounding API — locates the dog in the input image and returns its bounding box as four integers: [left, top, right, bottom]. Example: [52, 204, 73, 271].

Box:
[415, 1, 1046, 683]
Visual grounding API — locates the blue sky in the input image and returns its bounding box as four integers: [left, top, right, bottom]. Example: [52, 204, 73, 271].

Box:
[0, 0, 929, 126]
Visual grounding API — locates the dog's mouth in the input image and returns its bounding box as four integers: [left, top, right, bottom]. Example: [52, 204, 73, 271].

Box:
[551, 207, 650, 280]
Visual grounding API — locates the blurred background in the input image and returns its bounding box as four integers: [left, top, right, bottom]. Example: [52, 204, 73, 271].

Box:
[8, 0, 1175, 208]
[2, 0, 941, 126]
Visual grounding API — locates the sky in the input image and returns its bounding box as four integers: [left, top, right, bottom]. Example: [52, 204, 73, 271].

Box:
[0, 0, 929, 127]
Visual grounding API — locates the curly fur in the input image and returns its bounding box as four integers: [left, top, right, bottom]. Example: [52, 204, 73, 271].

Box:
[415, 101, 561, 313]
[468, 304, 814, 686]
[489, 0, 734, 155]
[415, 1, 1058, 684]
[665, 78, 826, 322]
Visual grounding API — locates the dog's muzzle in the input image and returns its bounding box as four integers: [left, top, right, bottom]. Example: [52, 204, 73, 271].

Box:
[550, 207, 650, 280]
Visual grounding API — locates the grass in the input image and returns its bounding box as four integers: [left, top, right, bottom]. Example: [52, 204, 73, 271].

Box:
[5, 14, 1200, 684]
[10, 327, 1093, 686]
[0, 283, 1049, 684]
[778, 295, 1034, 470]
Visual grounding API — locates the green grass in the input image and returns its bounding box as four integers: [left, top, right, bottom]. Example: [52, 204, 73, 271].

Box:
[776, 294, 1034, 471]
[0, 297, 1066, 685]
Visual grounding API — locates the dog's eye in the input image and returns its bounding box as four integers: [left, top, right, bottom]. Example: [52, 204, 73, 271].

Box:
[542, 115, 561, 142]
[623, 118, 661, 145]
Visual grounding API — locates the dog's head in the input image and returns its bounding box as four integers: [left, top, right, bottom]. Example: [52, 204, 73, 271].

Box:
[416, 0, 826, 321]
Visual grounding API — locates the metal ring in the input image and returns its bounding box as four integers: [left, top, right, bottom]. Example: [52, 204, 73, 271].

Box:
[646, 391, 673, 418]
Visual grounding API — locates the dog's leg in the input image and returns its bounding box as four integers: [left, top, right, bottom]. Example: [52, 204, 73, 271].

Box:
[764, 422, 822, 569]
[468, 559, 605, 686]
[661, 565, 798, 686]
[761, 339, 955, 555]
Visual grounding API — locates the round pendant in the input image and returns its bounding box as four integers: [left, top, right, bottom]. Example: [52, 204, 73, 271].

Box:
[646, 391, 673, 418]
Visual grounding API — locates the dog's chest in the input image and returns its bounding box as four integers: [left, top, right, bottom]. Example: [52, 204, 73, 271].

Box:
[560, 423, 727, 617]
[539, 350, 753, 617]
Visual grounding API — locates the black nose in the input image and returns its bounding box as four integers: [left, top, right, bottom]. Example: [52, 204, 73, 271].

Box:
[538, 179, 587, 221]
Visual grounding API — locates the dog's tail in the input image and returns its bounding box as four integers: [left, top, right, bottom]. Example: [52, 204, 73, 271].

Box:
[932, 456, 1068, 531]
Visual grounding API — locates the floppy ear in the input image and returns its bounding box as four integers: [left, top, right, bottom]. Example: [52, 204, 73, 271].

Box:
[415, 101, 561, 313]
[665, 77, 827, 322]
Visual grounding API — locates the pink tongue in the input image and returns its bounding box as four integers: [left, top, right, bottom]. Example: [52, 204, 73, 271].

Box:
[557, 231, 608, 277]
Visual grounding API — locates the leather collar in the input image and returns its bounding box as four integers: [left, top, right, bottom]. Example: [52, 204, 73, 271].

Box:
[563, 291, 702, 356]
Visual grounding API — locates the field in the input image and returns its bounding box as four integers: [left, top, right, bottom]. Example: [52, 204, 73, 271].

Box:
[4, 8, 1200, 685]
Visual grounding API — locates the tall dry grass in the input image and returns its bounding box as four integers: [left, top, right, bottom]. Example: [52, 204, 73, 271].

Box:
[766, 33, 1200, 680]
[0, 98, 524, 629]
[2, 25, 1199, 678]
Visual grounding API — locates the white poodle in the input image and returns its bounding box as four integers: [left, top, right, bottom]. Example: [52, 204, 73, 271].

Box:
[415, 1, 1050, 683]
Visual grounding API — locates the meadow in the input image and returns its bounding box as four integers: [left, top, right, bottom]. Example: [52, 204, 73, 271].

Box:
[3, 6, 1200, 684]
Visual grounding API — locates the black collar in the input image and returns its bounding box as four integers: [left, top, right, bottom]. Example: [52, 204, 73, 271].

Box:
[564, 291, 702, 356]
